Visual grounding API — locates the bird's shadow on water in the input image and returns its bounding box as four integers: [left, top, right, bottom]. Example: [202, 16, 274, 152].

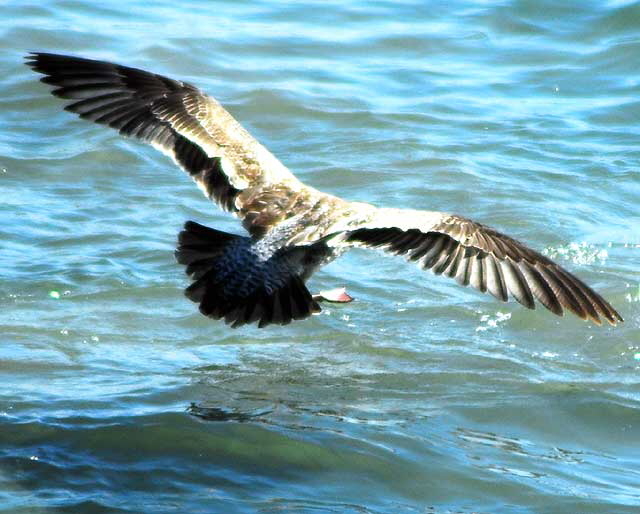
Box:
[182, 359, 424, 437]
[186, 402, 273, 423]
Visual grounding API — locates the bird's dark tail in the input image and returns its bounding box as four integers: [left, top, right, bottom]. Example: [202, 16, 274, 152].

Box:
[175, 221, 320, 328]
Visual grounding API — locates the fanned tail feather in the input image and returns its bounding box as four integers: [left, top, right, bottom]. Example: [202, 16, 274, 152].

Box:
[175, 221, 320, 328]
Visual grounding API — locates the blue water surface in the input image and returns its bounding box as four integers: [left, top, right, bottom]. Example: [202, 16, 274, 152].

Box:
[1, 1, 639, 512]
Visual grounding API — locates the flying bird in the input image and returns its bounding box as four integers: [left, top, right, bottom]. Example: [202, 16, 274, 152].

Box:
[26, 53, 623, 328]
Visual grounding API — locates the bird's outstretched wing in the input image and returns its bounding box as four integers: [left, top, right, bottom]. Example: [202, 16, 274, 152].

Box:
[26, 52, 302, 228]
[342, 208, 622, 325]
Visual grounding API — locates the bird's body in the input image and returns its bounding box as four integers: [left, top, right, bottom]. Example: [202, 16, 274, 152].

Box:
[26, 52, 623, 328]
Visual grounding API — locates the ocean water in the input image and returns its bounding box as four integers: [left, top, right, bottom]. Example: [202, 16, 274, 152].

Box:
[1, 0, 639, 512]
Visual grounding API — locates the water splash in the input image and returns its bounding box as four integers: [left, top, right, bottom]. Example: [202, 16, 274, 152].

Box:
[476, 311, 512, 332]
[543, 242, 608, 266]
[624, 283, 640, 303]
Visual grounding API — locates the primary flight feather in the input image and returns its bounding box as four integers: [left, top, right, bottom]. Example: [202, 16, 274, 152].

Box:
[26, 52, 623, 328]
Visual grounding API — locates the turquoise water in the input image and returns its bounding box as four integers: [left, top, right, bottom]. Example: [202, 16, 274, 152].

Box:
[2, 0, 640, 512]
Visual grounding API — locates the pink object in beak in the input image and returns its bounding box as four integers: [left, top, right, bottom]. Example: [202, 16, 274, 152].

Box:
[312, 287, 354, 303]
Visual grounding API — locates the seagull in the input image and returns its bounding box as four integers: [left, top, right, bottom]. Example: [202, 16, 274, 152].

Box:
[26, 52, 623, 328]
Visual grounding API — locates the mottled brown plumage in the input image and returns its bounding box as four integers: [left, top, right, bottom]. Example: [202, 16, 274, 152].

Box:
[26, 52, 623, 327]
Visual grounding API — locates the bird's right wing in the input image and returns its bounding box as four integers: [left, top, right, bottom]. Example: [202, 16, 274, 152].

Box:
[26, 52, 301, 222]
[340, 208, 622, 325]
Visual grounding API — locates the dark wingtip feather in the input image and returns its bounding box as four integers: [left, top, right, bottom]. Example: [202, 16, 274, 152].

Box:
[26, 52, 242, 214]
[348, 223, 622, 327]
